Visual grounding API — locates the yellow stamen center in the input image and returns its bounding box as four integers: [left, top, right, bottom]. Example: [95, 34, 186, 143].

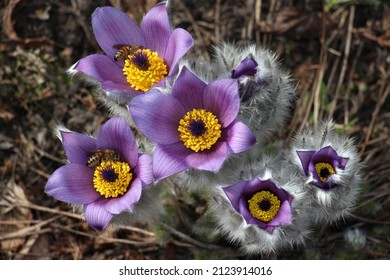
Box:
[178, 109, 222, 152]
[122, 48, 168, 92]
[248, 190, 281, 223]
[315, 162, 335, 182]
[93, 160, 132, 198]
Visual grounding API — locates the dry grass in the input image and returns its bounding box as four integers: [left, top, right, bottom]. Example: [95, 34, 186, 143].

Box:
[0, 0, 389, 259]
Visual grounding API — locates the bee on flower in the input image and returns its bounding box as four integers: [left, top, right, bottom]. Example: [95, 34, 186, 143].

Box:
[45, 117, 154, 231]
[67, 2, 194, 104]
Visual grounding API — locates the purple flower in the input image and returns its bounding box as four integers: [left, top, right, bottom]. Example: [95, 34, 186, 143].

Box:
[231, 56, 267, 86]
[297, 146, 349, 190]
[223, 178, 293, 233]
[230, 56, 268, 104]
[129, 67, 256, 180]
[45, 117, 153, 231]
[231, 56, 258, 79]
[70, 3, 193, 103]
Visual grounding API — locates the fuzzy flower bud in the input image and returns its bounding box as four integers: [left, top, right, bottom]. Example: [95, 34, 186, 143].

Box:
[211, 43, 296, 138]
[209, 169, 311, 256]
[289, 120, 363, 224]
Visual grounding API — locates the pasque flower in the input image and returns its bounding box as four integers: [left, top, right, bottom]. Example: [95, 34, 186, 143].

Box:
[209, 165, 312, 255]
[211, 43, 296, 137]
[231, 56, 266, 88]
[297, 146, 349, 190]
[290, 120, 363, 224]
[45, 117, 153, 230]
[129, 67, 256, 180]
[69, 3, 193, 103]
[223, 178, 293, 233]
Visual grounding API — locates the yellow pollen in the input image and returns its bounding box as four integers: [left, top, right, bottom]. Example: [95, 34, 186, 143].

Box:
[315, 162, 335, 182]
[93, 160, 132, 198]
[178, 109, 222, 152]
[248, 190, 281, 223]
[122, 48, 168, 92]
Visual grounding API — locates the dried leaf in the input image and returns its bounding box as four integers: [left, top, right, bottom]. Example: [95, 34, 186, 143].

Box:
[0, 103, 15, 121]
[0, 180, 32, 252]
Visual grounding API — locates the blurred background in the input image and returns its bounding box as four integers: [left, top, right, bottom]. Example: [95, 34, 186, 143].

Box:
[0, 0, 389, 259]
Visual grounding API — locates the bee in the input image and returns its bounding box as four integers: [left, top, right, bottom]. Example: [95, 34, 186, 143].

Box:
[113, 44, 144, 61]
[87, 149, 120, 168]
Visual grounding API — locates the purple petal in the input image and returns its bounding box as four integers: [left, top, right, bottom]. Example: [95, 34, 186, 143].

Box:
[223, 181, 248, 211]
[101, 83, 137, 103]
[92, 7, 145, 58]
[241, 177, 265, 196]
[96, 117, 138, 167]
[103, 178, 142, 215]
[313, 146, 349, 170]
[225, 121, 256, 153]
[61, 131, 96, 165]
[257, 179, 288, 201]
[171, 68, 205, 111]
[203, 79, 239, 127]
[84, 199, 114, 231]
[231, 56, 258, 79]
[130, 92, 186, 144]
[46, 164, 100, 204]
[185, 142, 228, 172]
[340, 157, 349, 169]
[74, 54, 127, 85]
[296, 150, 315, 175]
[312, 146, 339, 164]
[268, 200, 292, 226]
[135, 154, 153, 185]
[153, 143, 189, 181]
[140, 2, 171, 55]
[164, 29, 194, 74]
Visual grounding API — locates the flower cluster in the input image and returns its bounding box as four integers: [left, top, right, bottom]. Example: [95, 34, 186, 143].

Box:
[46, 1, 363, 256]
